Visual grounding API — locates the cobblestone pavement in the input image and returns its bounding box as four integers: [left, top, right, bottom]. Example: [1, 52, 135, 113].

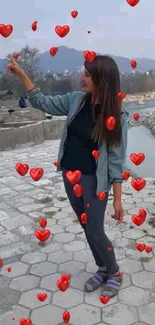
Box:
[0, 140, 155, 325]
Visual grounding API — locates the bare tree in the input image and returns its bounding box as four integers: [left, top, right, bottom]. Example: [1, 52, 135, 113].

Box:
[4, 45, 40, 98]
[15, 45, 40, 80]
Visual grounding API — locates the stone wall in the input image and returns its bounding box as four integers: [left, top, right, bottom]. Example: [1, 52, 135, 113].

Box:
[1, 97, 155, 152]
[0, 118, 66, 151]
[0, 106, 46, 123]
[0, 98, 64, 151]
[0, 98, 46, 123]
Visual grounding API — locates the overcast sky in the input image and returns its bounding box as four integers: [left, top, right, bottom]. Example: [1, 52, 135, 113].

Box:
[0, 0, 155, 59]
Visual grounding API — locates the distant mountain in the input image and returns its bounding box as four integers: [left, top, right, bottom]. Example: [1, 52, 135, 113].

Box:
[39, 47, 133, 73]
[134, 57, 155, 72]
[1, 46, 155, 73]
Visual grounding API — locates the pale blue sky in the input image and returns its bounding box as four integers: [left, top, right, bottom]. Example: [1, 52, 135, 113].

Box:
[0, 0, 155, 59]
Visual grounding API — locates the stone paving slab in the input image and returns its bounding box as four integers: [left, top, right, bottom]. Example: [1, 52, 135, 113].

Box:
[0, 140, 155, 324]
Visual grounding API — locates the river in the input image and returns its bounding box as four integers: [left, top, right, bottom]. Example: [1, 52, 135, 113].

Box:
[125, 100, 155, 178]
[125, 99, 155, 116]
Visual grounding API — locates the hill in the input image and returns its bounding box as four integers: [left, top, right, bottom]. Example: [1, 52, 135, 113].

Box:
[1, 46, 155, 73]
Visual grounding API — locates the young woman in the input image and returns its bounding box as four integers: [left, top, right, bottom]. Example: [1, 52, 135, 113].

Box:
[8, 55, 128, 298]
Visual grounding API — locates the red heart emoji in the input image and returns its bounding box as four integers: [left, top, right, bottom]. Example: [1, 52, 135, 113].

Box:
[126, 0, 140, 7]
[15, 163, 29, 176]
[92, 150, 100, 159]
[107, 247, 112, 251]
[106, 116, 116, 130]
[14, 53, 18, 59]
[130, 153, 145, 166]
[97, 192, 106, 200]
[56, 279, 69, 292]
[31, 21, 37, 31]
[36, 293, 47, 301]
[99, 295, 110, 304]
[139, 209, 147, 219]
[145, 246, 152, 253]
[73, 184, 83, 197]
[0, 24, 13, 37]
[80, 213, 88, 224]
[50, 47, 58, 56]
[118, 92, 126, 100]
[133, 113, 140, 121]
[7, 267, 11, 272]
[19, 319, 32, 325]
[131, 178, 146, 191]
[87, 30, 91, 33]
[83, 50, 96, 63]
[61, 274, 71, 281]
[66, 170, 82, 184]
[130, 60, 137, 69]
[136, 243, 146, 252]
[0, 259, 3, 268]
[30, 168, 44, 181]
[39, 219, 47, 228]
[71, 10, 78, 18]
[54, 161, 59, 167]
[34, 229, 51, 242]
[55, 25, 70, 38]
[122, 171, 130, 180]
[132, 214, 146, 226]
[63, 311, 70, 323]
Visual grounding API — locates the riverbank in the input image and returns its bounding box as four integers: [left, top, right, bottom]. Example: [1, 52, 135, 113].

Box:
[125, 92, 155, 137]
[128, 110, 155, 137]
[124, 91, 155, 103]
[127, 126, 155, 179]
[1, 92, 155, 139]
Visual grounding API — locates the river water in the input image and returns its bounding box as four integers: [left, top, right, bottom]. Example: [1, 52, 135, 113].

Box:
[125, 100, 155, 178]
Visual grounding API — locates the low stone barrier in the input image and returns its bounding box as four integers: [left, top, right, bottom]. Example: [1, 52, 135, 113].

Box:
[1, 109, 155, 151]
[0, 117, 66, 151]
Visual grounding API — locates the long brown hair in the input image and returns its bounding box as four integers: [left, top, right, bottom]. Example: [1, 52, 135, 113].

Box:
[84, 55, 122, 147]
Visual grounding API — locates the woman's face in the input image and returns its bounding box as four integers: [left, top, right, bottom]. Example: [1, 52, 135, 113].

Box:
[81, 69, 96, 94]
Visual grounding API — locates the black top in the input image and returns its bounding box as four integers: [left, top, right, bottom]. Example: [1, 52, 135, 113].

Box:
[61, 98, 99, 174]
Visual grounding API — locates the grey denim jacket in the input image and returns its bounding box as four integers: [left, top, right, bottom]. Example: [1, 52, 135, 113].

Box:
[27, 88, 128, 194]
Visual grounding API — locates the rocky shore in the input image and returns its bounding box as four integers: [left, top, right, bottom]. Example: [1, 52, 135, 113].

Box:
[128, 110, 155, 137]
[124, 91, 155, 103]
[125, 91, 155, 137]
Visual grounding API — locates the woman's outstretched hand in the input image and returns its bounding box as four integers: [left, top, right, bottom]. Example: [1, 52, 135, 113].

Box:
[7, 55, 23, 76]
[7, 55, 35, 91]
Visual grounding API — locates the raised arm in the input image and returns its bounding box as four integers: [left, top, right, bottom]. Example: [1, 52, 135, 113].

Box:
[7, 56, 71, 116]
[27, 87, 71, 116]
